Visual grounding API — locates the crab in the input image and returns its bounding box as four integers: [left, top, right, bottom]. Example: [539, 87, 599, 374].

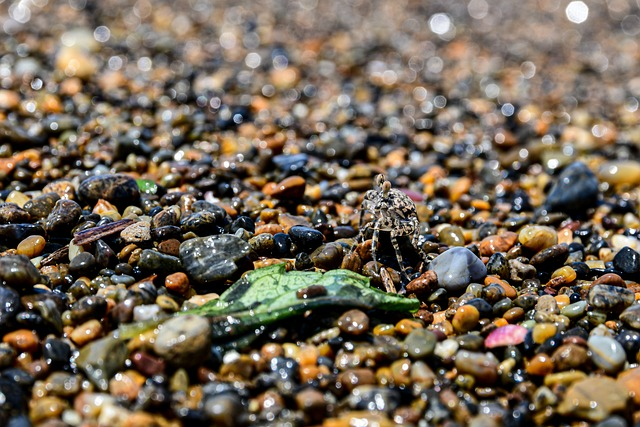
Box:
[353, 174, 428, 282]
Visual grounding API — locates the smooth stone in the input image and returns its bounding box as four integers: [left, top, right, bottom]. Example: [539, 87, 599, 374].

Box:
[561, 301, 587, 319]
[45, 199, 82, 235]
[77, 174, 140, 209]
[403, 328, 437, 359]
[68, 252, 97, 276]
[588, 284, 635, 312]
[612, 246, 640, 276]
[337, 309, 369, 336]
[0, 254, 42, 291]
[16, 235, 46, 258]
[288, 225, 325, 252]
[438, 225, 465, 246]
[137, 249, 182, 274]
[620, 304, 640, 329]
[43, 338, 71, 368]
[179, 235, 251, 287]
[434, 339, 459, 360]
[454, 350, 498, 385]
[588, 335, 626, 374]
[203, 392, 243, 426]
[545, 162, 600, 214]
[484, 325, 528, 348]
[530, 244, 569, 271]
[557, 377, 628, 422]
[428, 247, 487, 293]
[598, 160, 640, 186]
[75, 335, 128, 391]
[518, 225, 557, 252]
[551, 344, 589, 371]
[452, 305, 480, 333]
[617, 367, 640, 405]
[153, 315, 211, 367]
[70, 295, 107, 324]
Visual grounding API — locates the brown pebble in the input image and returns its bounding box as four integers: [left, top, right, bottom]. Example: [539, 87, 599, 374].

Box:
[131, 351, 166, 376]
[69, 319, 103, 346]
[158, 238, 181, 256]
[29, 396, 68, 424]
[395, 318, 423, 335]
[526, 353, 554, 376]
[165, 272, 190, 296]
[503, 307, 525, 323]
[266, 175, 306, 200]
[109, 370, 145, 401]
[551, 343, 589, 371]
[478, 232, 518, 256]
[592, 273, 627, 289]
[452, 305, 480, 333]
[337, 369, 376, 392]
[337, 309, 369, 336]
[255, 223, 284, 235]
[16, 235, 47, 258]
[3, 329, 39, 353]
[406, 270, 438, 294]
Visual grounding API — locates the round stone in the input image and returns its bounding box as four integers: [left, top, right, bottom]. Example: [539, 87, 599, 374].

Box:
[588, 335, 626, 374]
[428, 247, 487, 293]
[78, 174, 140, 209]
[452, 305, 480, 333]
[153, 315, 212, 367]
[337, 309, 370, 336]
[545, 161, 600, 215]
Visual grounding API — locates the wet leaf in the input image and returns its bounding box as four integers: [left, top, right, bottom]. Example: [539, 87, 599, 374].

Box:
[185, 263, 419, 339]
[135, 178, 159, 195]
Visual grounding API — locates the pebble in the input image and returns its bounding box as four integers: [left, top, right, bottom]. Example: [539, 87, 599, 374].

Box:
[454, 351, 498, 385]
[403, 328, 437, 359]
[612, 246, 640, 276]
[551, 343, 589, 371]
[0, 254, 42, 291]
[179, 235, 251, 287]
[288, 225, 325, 253]
[478, 232, 518, 257]
[120, 221, 151, 243]
[557, 376, 628, 422]
[337, 309, 369, 336]
[75, 336, 128, 391]
[588, 335, 626, 374]
[428, 247, 487, 293]
[153, 315, 211, 367]
[545, 162, 600, 214]
[16, 235, 46, 258]
[588, 284, 635, 312]
[45, 199, 82, 235]
[268, 175, 307, 200]
[484, 325, 528, 348]
[2, 329, 39, 353]
[518, 225, 558, 252]
[452, 305, 480, 333]
[77, 174, 140, 209]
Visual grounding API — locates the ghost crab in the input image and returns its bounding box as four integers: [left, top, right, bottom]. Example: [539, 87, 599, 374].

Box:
[352, 174, 428, 282]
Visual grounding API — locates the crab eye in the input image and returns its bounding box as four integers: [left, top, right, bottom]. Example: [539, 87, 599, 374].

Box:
[375, 174, 385, 188]
[381, 180, 391, 195]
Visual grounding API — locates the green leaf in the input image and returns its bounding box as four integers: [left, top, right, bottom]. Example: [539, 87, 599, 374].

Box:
[184, 263, 419, 339]
[136, 178, 159, 195]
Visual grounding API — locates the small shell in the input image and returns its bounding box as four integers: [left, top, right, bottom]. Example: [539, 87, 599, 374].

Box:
[485, 324, 528, 348]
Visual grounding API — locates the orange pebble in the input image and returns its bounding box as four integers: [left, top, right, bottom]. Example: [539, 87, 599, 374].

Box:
[3, 329, 39, 353]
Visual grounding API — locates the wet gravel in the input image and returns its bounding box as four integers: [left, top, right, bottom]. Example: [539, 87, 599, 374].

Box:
[2, 0, 640, 426]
